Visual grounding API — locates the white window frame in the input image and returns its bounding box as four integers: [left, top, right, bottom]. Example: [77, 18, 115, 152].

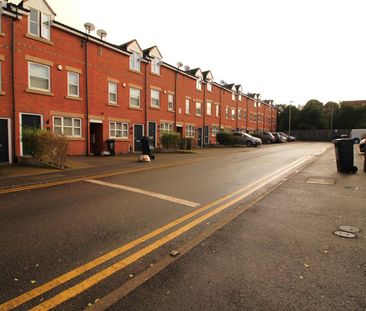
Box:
[196, 102, 202, 116]
[206, 102, 212, 116]
[168, 93, 174, 111]
[215, 104, 220, 118]
[232, 93, 235, 101]
[196, 79, 202, 91]
[238, 94, 242, 101]
[151, 58, 161, 75]
[109, 121, 128, 139]
[67, 72, 80, 97]
[225, 107, 229, 119]
[130, 51, 141, 72]
[211, 125, 218, 137]
[29, 8, 51, 40]
[161, 123, 173, 134]
[186, 125, 195, 138]
[129, 87, 141, 108]
[185, 98, 190, 114]
[231, 109, 236, 120]
[238, 108, 242, 120]
[53, 116, 82, 137]
[207, 82, 212, 92]
[28, 62, 50, 92]
[108, 82, 118, 104]
[151, 89, 160, 108]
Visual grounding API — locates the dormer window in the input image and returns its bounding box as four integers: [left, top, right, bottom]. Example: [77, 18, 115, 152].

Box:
[151, 58, 161, 75]
[29, 8, 51, 40]
[130, 51, 141, 72]
[196, 79, 202, 91]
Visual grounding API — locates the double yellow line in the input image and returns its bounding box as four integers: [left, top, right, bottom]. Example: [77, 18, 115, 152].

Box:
[0, 155, 315, 310]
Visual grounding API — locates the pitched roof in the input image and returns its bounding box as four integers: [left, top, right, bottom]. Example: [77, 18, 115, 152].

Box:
[143, 46, 163, 59]
[202, 70, 214, 81]
[223, 84, 236, 92]
[119, 39, 143, 54]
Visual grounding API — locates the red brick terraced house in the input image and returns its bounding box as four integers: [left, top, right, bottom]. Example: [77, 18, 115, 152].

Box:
[0, 0, 278, 163]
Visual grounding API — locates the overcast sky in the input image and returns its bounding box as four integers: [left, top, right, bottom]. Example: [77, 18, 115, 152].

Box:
[35, 0, 366, 106]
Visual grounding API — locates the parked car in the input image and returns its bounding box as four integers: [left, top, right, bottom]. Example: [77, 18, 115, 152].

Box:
[233, 132, 262, 147]
[350, 129, 366, 144]
[278, 132, 296, 142]
[360, 138, 365, 153]
[272, 132, 287, 143]
[251, 132, 275, 144]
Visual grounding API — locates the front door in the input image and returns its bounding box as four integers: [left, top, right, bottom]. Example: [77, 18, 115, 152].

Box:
[90, 122, 103, 155]
[21, 114, 42, 155]
[0, 119, 9, 162]
[204, 126, 209, 145]
[197, 127, 202, 147]
[134, 124, 143, 152]
[148, 121, 156, 147]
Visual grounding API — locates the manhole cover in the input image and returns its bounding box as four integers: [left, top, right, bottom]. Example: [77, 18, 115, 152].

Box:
[306, 177, 336, 185]
[339, 225, 360, 233]
[334, 231, 356, 238]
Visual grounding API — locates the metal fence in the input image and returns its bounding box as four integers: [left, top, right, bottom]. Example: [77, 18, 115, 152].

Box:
[290, 129, 351, 142]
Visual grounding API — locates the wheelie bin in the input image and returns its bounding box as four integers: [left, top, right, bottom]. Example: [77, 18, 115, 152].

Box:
[106, 139, 115, 156]
[333, 138, 358, 173]
[141, 136, 155, 160]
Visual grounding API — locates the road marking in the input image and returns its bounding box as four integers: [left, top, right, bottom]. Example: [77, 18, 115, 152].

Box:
[28, 154, 317, 311]
[0, 157, 217, 195]
[0, 153, 317, 310]
[85, 179, 200, 208]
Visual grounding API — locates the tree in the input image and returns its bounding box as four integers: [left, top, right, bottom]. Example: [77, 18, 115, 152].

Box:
[298, 99, 325, 130]
[276, 104, 300, 132]
[323, 101, 339, 130]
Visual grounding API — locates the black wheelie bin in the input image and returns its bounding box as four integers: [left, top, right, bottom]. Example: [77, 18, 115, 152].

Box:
[333, 138, 358, 173]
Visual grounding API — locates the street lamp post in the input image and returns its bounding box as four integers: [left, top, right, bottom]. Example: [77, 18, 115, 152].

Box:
[288, 101, 293, 137]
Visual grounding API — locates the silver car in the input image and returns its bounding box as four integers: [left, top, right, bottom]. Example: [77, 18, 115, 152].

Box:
[233, 132, 262, 147]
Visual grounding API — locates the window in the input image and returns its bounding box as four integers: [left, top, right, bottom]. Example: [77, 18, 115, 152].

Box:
[161, 123, 173, 134]
[232, 93, 235, 101]
[29, 62, 50, 92]
[168, 94, 174, 111]
[186, 125, 195, 137]
[238, 108, 242, 120]
[231, 109, 236, 120]
[151, 58, 160, 75]
[215, 104, 220, 118]
[207, 83, 212, 92]
[68, 72, 79, 97]
[29, 8, 51, 40]
[109, 121, 128, 138]
[130, 88, 141, 108]
[151, 89, 160, 107]
[130, 51, 141, 71]
[196, 102, 202, 116]
[238, 95, 242, 101]
[196, 79, 202, 91]
[206, 102, 212, 116]
[211, 125, 218, 136]
[108, 82, 117, 104]
[243, 110, 247, 120]
[250, 112, 253, 121]
[53, 116, 81, 137]
[225, 107, 229, 119]
[185, 98, 190, 114]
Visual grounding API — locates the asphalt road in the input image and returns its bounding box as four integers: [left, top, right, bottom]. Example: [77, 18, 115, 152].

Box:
[0, 142, 343, 310]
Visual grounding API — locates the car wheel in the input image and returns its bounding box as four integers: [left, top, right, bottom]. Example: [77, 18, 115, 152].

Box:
[246, 141, 253, 147]
[354, 138, 360, 144]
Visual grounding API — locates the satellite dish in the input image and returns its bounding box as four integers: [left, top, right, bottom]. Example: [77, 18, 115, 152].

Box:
[184, 65, 190, 71]
[84, 22, 95, 34]
[176, 62, 183, 68]
[220, 80, 226, 85]
[96, 29, 107, 40]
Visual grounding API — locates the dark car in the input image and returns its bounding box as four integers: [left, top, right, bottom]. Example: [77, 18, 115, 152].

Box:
[233, 132, 262, 147]
[251, 132, 275, 144]
[360, 138, 365, 153]
[278, 132, 296, 142]
[273, 132, 287, 143]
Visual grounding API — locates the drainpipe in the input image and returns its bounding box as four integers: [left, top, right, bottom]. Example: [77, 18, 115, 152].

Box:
[235, 94, 238, 131]
[174, 70, 178, 132]
[11, 5, 18, 163]
[219, 88, 222, 130]
[202, 82, 206, 147]
[84, 34, 89, 155]
[245, 96, 249, 132]
[144, 61, 148, 136]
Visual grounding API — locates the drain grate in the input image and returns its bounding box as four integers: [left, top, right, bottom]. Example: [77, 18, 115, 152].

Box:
[334, 231, 356, 238]
[339, 225, 360, 233]
[306, 177, 336, 185]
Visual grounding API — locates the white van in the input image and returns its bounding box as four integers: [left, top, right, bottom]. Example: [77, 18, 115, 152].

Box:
[350, 129, 366, 143]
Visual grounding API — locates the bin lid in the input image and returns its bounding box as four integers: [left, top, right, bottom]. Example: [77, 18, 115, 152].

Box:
[332, 138, 354, 143]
